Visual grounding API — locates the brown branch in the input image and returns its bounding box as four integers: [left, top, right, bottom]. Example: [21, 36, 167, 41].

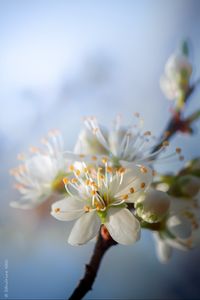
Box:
[68, 229, 117, 300]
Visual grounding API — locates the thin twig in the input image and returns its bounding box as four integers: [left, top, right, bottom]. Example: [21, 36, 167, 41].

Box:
[68, 230, 117, 300]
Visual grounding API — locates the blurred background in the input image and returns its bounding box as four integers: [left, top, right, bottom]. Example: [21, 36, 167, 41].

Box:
[1, 0, 200, 299]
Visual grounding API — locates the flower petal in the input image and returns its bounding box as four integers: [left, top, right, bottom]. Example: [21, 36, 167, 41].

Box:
[167, 215, 192, 239]
[105, 207, 140, 245]
[51, 197, 84, 221]
[68, 211, 101, 245]
[153, 233, 172, 263]
[115, 164, 152, 202]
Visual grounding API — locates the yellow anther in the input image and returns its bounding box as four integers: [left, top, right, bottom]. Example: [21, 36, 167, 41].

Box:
[91, 182, 98, 188]
[100, 174, 105, 179]
[71, 178, 78, 184]
[92, 156, 97, 161]
[102, 157, 108, 164]
[144, 131, 151, 136]
[129, 187, 135, 194]
[79, 154, 85, 158]
[29, 146, 39, 153]
[162, 141, 169, 147]
[85, 179, 90, 185]
[140, 166, 148, 173]
[118, 167, 126, 173]
[76, 169, 81, 176]
[54, 208, 60, 213]
[107, 166, 113, 173]
[123, 194, 129, 200]
[84, 167, 88, 173]
[90, 190, 96, 196]
[69, 165, 74, 172]
[63, 177, 69, 184]
[84, 205, 90, 212]
[140, 182, 146, 189]
[176, 147, 182, 154]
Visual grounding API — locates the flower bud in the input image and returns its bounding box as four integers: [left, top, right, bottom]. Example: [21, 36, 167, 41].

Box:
[136, 190, 170, 223]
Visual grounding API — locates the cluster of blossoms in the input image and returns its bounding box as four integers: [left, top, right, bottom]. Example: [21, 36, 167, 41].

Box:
[11, 112, 200, 263]
[10, 43, 200, 265]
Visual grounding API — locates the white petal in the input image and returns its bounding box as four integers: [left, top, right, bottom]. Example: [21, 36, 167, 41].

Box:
[74, 128, 108, 155]
[68, 211, 101, 245]
[167, 215, 192, 239]
[153, 233, 172, 263]
[115, 164, 152, 202]
[51, 197, 84, 221]
[105, 207, 140, 245]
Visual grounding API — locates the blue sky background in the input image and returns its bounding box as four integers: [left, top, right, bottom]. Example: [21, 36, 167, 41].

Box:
[1, 0, 200, 299]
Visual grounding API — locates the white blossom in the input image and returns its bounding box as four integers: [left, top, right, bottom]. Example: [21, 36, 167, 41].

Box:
[10, 130, 67, 209]
[51, 160, 153, 245]
[67, 115, 180, 168]
[153, 194, 200, 262]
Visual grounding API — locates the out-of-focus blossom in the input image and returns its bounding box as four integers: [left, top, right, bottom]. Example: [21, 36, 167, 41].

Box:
[10, 130, 67, 209]
[153, 194, 200, 262]
[160, 51, 192, 107]
[51, 160, 152, 245]
[69, 115, 181, 168]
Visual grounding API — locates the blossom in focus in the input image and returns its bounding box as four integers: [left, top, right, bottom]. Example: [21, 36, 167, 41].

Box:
[160, 50, 192, 106]
[153, 194, 200, 263]
[10, 130, 67, 209]
[51, 160, 152, 245]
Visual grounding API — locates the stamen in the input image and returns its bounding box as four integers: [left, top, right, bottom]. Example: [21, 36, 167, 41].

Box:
[162, 141, 170, 147]
[130, 187, 135, 193]
[84, 205, 90, 212]
[63, 178, 69, 184]
[144, 131, 151, 136]
[92, 156, 97, 161]
[76, 169, 81, 176]
[54, 208, 60, 213]
[69, 165, 74, 172]
[71, 178, 78, 184]
[176, 147, 182, 154]
[107, 166, 113, 173]
[102, 157, 108, 164]
[123, 194, 129, 200]
[140, 166, 148, 173]
[140, 182, 146, 189]
[90, 190, 96, 196]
